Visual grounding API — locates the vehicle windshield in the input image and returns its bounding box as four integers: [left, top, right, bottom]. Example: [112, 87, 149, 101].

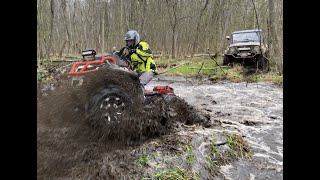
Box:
[232, 32, 261, 43]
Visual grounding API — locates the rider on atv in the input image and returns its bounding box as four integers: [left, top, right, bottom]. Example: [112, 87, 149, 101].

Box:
[65, 31, 174, 139]
[121, 30, 158, 88]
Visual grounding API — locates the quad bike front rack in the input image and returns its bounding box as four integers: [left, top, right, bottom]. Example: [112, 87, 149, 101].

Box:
[68, 56, 117, 75]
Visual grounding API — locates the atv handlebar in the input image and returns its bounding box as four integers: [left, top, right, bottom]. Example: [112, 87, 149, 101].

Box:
[117, 46, 132, 61]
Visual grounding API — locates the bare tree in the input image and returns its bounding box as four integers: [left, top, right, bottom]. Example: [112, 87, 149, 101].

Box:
[268, 0, 279, 57]
[165, 0, 190, 58]
[192, 0, 209, 56]
[46, 0, 55, 61]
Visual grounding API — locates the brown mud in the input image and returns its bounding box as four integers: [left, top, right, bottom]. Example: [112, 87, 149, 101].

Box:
[37, 66, 282, 179]
[37, 67, 210, 179]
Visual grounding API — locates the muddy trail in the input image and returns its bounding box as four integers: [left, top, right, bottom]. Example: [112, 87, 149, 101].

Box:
[37, 70, 282, 179]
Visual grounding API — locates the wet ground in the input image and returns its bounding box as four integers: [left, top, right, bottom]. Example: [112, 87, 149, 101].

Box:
[146, 75, 283, 179]
[37, 73, 283, 179]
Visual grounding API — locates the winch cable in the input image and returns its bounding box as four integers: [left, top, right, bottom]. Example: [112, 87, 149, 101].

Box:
[156, 63, 187, 75]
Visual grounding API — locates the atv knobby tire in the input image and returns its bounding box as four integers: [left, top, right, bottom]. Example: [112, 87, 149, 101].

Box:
[72, 66, 144, 140]
[85, 85, 133, 136]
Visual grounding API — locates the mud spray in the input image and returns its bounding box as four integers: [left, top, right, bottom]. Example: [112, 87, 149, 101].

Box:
[37, 68, 209, 179]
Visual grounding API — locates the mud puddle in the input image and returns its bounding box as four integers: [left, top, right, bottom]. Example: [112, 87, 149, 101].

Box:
[145, 75, 283, 179]
[37, 73, 282, 179]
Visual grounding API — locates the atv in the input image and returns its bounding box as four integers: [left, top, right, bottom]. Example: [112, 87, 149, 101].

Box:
[67, 47, 175, 139]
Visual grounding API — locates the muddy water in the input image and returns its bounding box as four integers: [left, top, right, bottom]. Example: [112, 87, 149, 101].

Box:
[37, 72, 283, 179]
[145, 75, 283, 180]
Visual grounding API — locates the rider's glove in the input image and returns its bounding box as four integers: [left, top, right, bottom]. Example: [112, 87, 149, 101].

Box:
[129, 49, 136, 55]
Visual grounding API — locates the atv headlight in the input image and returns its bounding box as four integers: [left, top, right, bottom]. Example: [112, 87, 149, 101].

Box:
[229, 47, 237, 54]
[253, 46, 261, 53]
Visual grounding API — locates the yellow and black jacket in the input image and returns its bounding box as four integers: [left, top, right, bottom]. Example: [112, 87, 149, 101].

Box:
[130, 41, 158, 74]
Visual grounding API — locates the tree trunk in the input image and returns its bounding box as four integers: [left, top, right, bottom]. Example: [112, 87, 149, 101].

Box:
[46, 0, 55, 61]
[61, 0, 70, 57]
[192, 0, 209, 56]
[268, 0, 279, 57]
[101, 3, 105, 53]
[172, 27, 176, 58]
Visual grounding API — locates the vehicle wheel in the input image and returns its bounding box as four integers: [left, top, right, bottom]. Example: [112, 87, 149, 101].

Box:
[223, 55, 233, 66]
[85, 85, 133, 135]
[257, 55, 270, 73]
